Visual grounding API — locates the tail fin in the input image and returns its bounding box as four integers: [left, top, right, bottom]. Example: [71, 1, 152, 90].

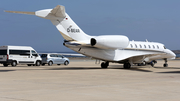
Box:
[5, 5, 91, 42]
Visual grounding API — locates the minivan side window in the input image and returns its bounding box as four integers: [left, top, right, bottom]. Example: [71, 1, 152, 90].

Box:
[57, 55, 63, 58]
[50, 54, 56, 57]
[9, 50, 30, 56]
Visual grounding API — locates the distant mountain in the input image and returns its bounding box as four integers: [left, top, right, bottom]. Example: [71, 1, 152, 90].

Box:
[172, 50, 180, 54]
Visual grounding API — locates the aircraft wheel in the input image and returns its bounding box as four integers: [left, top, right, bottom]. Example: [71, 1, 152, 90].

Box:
[124, 63, 131, 69]
[151, 62, 155, 67]
[163, 63, 168, 67]
[101, 62, 108, 68]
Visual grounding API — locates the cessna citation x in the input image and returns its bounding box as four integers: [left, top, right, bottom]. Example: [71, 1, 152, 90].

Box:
[5, 5, 176, 69]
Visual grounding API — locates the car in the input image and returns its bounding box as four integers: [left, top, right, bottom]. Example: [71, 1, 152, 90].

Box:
[40, 53, 69, 66]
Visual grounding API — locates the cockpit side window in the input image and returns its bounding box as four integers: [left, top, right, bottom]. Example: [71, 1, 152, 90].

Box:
[164, 46, 166, 49]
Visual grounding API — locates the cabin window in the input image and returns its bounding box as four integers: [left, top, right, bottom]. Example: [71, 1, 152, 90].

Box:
[135, 44, 137, 48]
[144, 45, 146, 48]
[130, 44, 133, 48]
[139, 45, 142, 48]
[148, 45, 151, 48]
[153, 45, 155, 49]
[157, 45, 159, 49]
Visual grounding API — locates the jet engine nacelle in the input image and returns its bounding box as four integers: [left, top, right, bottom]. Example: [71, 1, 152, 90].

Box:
[90, 35, 129, 49]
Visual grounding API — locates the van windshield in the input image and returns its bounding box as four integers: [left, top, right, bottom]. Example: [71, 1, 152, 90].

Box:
[0, 50, 7, 55]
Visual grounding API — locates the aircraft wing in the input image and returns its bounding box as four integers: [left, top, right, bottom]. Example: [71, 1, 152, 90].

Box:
[117, 52, 166, 63]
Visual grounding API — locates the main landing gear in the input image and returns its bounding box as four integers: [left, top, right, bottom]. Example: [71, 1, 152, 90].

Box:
[101, 62, 109, 68]
[163, 59, 168, 67]
[100, 61, 132, 69]
[123, 63, 131, 69]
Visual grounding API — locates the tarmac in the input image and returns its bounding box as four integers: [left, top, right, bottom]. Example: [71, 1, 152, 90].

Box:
[0, 59, 180, 101]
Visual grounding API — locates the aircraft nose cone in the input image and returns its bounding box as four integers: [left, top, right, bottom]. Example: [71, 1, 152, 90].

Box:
[170, 50, 176, 59]
[172, 52, 176, 59]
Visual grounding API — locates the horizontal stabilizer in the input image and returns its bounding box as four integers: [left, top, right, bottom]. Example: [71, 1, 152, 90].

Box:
[4, 11, 35, 15]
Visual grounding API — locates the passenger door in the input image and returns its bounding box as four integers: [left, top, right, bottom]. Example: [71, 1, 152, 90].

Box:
[50, 54, 58, 64]
[57, 55, 64, 64]
[30, 50, 38, 64]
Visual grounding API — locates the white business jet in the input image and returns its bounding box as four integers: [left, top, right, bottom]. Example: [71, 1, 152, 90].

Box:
[5, 5, 176, 69]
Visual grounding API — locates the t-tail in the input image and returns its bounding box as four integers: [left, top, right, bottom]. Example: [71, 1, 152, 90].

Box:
[5, 5, 91, 43]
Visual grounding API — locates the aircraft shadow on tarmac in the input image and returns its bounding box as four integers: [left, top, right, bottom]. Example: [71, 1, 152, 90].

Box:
[154, 66, 180, 69]
[153, 66, 180, 74]
[109, 65, 153, 72]
[157, 71, 180, 74]
[47, 67, 102, 70]
[0, 65, 180, 73]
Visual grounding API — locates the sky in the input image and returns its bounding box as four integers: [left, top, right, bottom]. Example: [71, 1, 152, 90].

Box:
[0, 0, 180, 52]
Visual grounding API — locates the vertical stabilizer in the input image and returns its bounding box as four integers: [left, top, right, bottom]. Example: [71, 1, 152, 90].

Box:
[5, 5, 91, 42]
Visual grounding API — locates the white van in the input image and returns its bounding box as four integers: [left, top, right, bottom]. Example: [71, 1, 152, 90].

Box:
[0, 46, 42, 67]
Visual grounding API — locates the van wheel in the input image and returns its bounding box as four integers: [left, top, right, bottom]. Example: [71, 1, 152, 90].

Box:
[11, 61, 17, 67]
[64, 61, 69, 66]
[36, 61, 41, 66]
[3, 63, 8, 67]
[48, 61, 53, 66]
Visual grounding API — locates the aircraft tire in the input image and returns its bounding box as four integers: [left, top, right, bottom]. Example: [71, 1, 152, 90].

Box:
[124, 63, 131, 69]
[101, 62, 108, 68]
[163, 63, 168, 67]
[151, 62, 154, 67]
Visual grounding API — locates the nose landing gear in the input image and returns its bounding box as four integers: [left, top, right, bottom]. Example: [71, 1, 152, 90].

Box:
[163, 59, 168, 67]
